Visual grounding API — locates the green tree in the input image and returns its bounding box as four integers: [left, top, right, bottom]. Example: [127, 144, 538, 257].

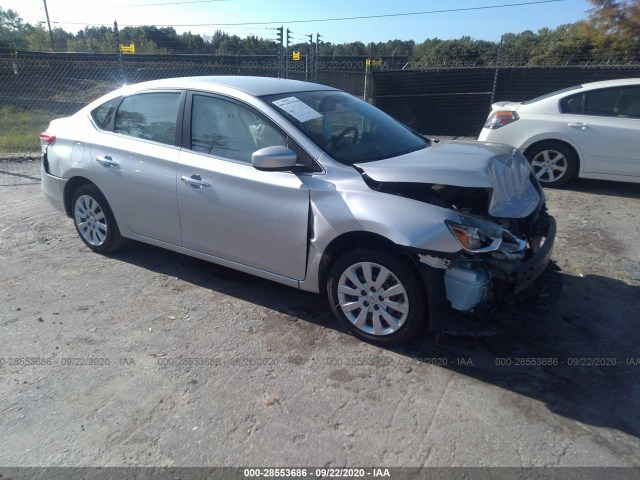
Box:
[24, 23, 50, 51]
[0, 7, 28, 49]
[535, 24, 594, 65]
[581, 0, 640, 58]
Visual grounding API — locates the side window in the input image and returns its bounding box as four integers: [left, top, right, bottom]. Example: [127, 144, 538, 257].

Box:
[582, 87, 640, 118]
[286, 137, 319, 171]
[191, 95, 286, 163]
[618, 87, 640, 118]
[583, 88, 619, 117]
[114, 92, 180, 145]
[90, 96, 121, 130]
[560, 93, 583, 114]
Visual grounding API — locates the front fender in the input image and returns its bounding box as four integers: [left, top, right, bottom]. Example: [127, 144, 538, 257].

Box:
[298, 174, 461, 293]
[313, 187, 461, 253]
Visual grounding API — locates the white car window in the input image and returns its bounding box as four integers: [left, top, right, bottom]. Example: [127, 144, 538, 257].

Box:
[562, 86, 640, 118]
[584, 88, 620, 117]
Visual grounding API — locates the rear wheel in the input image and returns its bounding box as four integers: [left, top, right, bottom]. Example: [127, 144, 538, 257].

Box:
[71, 185, 129, 253]
[525, 141, 578, 188]
[327, 248, 427, 345]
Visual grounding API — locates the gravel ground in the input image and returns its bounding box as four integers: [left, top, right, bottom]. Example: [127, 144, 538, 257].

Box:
[0, 157, 639, 467]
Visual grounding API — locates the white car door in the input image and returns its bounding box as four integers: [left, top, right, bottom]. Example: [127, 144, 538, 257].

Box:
[176, 93, 310, 281]
[563, 86, 640, 177]
[90, 91, 184, 245]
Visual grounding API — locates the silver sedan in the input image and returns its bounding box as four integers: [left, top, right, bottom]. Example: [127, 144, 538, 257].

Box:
[40, 76, 555, 345]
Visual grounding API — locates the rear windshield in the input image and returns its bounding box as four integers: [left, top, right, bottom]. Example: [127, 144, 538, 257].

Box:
[522, 85, 583, 105]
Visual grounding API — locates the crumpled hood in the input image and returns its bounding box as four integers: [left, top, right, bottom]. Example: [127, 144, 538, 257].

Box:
[354, 140, 541, 218]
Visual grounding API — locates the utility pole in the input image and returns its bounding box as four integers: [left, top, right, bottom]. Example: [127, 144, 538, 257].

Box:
[114, 21, 125, 84]
[114, 21, 121, 61]
[315, 33, 321, 83]
[42, 0, 55, 51]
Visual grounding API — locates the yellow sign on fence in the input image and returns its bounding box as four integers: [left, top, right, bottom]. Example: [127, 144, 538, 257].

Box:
[119, 44, 135, 54]
[292, 51, 301, 61]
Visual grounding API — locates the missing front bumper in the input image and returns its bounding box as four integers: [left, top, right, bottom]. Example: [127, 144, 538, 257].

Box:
[421, 214, 559, 335]
[510, 215, 556, 294]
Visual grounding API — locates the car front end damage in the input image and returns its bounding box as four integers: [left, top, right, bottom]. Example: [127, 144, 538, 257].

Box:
[417, 193, 556, 331]
[355, 141, 558, 332]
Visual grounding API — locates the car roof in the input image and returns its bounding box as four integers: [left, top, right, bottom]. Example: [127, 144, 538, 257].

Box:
[579, 78, 640, 90]
[517, 77, 640, 109]
[121, 76, 338, 97]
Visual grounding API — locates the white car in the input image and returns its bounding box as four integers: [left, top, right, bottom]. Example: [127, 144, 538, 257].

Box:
[478, 78, 640, 187]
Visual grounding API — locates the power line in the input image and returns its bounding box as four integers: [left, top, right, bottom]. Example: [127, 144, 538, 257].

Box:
[106, 0, 228, 7]
[52, 0, 567, 27]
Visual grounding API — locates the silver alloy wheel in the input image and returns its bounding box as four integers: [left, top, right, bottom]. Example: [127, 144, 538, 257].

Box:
[337, 261, 409, 336]
[531, 149, 568, 183]
[74, 194, 108, 246]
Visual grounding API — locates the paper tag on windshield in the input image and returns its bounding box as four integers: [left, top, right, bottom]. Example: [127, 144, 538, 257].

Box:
[273, 97, 322, 123]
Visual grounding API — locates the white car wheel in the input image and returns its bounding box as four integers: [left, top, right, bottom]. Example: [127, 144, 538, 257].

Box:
[526, 142, 578, 188]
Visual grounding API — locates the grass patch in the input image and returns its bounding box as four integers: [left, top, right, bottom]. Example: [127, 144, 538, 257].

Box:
[0, 106, 59, 153]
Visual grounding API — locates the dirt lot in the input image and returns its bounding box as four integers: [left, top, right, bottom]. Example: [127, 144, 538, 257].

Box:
[1, 157, 639, 467]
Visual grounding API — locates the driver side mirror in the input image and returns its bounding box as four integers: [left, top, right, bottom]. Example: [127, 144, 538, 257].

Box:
[251, 146, 298, 172]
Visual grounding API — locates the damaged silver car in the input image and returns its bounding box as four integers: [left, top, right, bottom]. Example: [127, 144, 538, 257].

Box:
[40, 77, 555, 345]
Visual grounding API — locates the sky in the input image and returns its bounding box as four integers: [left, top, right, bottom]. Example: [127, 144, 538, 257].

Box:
[4, 0, 594, 44]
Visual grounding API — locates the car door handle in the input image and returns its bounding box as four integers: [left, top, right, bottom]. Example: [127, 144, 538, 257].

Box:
[567, 122, 589, 129]
[181, 174, 211, 189]
[96, 155, 119, 167]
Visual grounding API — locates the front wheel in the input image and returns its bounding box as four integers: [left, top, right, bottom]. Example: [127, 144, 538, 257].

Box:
[71, 184, 129, 253]
[525, 141, 578, 188]
[327, 248, 427, 345]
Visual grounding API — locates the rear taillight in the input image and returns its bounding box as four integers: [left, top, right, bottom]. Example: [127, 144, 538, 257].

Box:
[39, 132, 56, 153]
[484, 111, 519, 130]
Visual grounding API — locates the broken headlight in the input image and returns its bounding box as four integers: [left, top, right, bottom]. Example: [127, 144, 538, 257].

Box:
[446, 214, 525, 254]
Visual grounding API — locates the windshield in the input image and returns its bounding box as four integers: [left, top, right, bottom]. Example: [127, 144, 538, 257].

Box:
[262, 90, 428, 164]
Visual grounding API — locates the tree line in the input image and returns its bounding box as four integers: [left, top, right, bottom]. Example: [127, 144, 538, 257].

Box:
[1, 0, 638, 66]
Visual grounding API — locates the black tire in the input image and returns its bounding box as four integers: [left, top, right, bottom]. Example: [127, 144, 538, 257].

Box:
[525, 141, 578, 188]
[71, 184, 129, 253]
[327, 248, 427, 346]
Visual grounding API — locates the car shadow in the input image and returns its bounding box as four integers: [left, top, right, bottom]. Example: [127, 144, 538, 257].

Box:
[560, 178, 640, 199]
[111, 242, 640, 439]
[394, 271, 640, 439]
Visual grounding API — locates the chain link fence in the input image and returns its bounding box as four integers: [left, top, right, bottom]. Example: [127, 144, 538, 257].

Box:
[2, 49, 640, 187]
[2, 51, 400, 185]
[370, 63, 640, 137]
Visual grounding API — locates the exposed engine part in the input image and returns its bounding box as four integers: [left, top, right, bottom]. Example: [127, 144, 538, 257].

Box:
[444, 262, 490, 311]
[360, 175, 493, 215]
[418, 254, 450, 269]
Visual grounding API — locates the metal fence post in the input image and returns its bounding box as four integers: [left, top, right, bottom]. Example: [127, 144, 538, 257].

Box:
[363, 63, 370, 102]
[114, 21, 126, 85]
[490, 34, 504, 106]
